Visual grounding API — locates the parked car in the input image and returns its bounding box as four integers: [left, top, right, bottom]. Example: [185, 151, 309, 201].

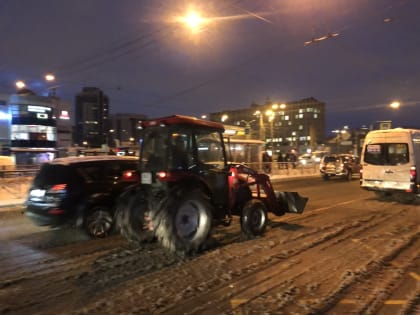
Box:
[320, 154, 361, 180]
[25, 156, 139, 238]
[298, 151, 328, 167]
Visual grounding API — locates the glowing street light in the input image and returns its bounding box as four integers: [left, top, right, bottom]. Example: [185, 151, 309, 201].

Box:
[176, 9, 208, 34]
[45, 74, 55, 82]
[390, 101, 400, 109]
[15, 80, 26, 89]
[221, 114, 228, 122]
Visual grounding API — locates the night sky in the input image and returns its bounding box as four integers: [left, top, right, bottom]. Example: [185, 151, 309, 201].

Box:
[1, 0, 419, 135]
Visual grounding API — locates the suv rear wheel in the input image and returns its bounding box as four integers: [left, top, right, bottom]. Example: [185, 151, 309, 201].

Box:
[85, 206, 113, 238]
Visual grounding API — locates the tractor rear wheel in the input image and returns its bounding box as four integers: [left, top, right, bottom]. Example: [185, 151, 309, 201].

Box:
[153, 190, 212, 256]
[115, 185, 154, 244]
[241, 199, 268, 238]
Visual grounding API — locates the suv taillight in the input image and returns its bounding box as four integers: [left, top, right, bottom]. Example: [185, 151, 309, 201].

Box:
[50, 184, 67, 192]
[122, 170, 139, 181]
[410, 166, 417, 182]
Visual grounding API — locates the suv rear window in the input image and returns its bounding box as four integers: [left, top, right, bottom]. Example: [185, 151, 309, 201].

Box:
[78, 161, 137, 181]
[364, 143, 409, 165]
[323, 156, 338, 163]
[33, 164, 83, 187]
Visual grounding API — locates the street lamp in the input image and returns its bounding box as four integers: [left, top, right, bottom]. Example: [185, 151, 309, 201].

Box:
[105, 129, 114, 147]
[331, 126, 349, 153]
[389, 101, 400, 109]
[240, 119, 256, 139]
[15, 80, 26, 90]
[15, 74, 58, 95]
[176, 8, 209, 34]
[253, 110, 265, 141]
[44, 74, 55, 82]
[265, 110, 275, 146]
[44, 74, 60, 96]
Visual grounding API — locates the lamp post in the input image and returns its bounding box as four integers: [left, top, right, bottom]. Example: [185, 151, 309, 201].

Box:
[105, 129, 114, 148]
[240, 119, 256, 139]
[331, 126, 349, 154]
[265, 110, 275, 146]
[253, 110, 266, 141]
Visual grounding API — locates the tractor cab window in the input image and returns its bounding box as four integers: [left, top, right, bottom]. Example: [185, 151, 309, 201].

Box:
[140, 128, 168, 171]
[169, 132, 193, 170]
[195, 130, 226, 170]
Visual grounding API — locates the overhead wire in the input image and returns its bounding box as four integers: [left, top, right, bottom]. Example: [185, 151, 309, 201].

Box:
[1, 0, 416, 116]
[137, 0, 416, 114]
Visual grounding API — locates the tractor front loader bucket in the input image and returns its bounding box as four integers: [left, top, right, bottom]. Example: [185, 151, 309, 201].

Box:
[275, 191, 308, 214]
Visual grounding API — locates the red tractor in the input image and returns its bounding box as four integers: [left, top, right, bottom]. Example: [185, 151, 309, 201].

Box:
[115, 115, 308, 255]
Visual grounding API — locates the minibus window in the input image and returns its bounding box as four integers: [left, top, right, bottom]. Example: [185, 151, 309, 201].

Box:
[364, 143, 409, 165]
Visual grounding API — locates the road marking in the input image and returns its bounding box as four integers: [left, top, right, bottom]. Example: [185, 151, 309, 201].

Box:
[230, 299, 248, 308]
[298, 298, 320, 304]
[311, 199, 364, 214]
[271, 198, 368, 223]
[384, 300, 407, 305]
[351, 239, 377, 254]
[409, 272, 420, 281]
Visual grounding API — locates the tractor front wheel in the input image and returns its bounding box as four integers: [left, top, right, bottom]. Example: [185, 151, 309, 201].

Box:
[241, 199, 268, 239]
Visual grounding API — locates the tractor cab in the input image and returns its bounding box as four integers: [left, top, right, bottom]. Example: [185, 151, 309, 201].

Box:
[138, 115, 229, 211]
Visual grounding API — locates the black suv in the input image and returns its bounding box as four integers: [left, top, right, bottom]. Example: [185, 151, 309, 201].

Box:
[320, 154, 361, 180]
[25, 156, 138, 238]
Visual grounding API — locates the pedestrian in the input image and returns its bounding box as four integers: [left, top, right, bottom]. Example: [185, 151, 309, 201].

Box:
[289, 150, 297, 169]
[262, 151, 272, 173]
[277, 151, 285, 169]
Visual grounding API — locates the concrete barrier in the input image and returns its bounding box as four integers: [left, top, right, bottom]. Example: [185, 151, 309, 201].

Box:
[0, 177, 32, 207]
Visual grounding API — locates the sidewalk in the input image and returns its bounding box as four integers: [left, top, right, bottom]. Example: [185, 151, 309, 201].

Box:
[0, 170, 319, 209]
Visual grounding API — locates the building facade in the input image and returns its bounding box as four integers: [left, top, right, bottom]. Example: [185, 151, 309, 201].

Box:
[74, 87, 110, 148]
[0, 96, 10, 155]
[209, 97, 325, 154]
[109, 113, 148, 148]
[0, 89, 72, 164]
